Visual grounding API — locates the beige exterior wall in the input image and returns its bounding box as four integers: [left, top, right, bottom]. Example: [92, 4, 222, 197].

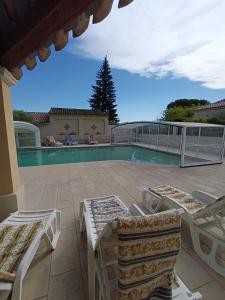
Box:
[0, 67, 24, 220]
[0, 68, 20, 194]
[193, 107, 225, 119]
[38, 114, 109, 144]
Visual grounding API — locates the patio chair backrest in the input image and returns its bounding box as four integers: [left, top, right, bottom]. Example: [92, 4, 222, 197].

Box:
[66, 134, 73, 143]
[117, 210, 182, 300]
[193, 195, 225, 219]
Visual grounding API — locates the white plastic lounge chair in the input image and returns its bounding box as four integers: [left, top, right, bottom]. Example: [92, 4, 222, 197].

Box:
[80, 195, 201, 300]
[142, 185, 225, 277]
[88, 135, 98, 145]
[95, 208, 202, 300]
[0, 209, 61, 300]
[46, 136, 63, 146]
[66, 134, 78, 146]
[80, 195, 131, 300]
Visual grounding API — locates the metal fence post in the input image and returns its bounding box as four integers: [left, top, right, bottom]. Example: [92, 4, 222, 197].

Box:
[180, 127, 186, 167]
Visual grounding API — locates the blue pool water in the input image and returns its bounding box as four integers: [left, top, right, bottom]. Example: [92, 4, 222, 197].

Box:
[17, 146, 180, 167]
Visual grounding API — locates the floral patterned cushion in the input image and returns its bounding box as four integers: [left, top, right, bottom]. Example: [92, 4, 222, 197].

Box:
[0, 222, 44, 283]
[151, 185, 205, 214]
[86, 196, 130, 235]
[118, 210, 181, 300]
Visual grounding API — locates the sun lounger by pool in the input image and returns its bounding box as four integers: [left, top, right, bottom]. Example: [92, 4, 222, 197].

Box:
[88, 135, 98, 145]
[142, 185, 225, 277]
[46, 136, 63, 146]
[0, 209, 61, 300]
[65, 134, 78, 145]
[80, 195, 201, 300]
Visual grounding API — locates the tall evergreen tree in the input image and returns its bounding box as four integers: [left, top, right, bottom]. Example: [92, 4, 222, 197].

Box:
[89, 56, 119, 124]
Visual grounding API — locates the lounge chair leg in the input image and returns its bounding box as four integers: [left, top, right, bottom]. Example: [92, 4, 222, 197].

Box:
[191, 224, 225, 277]
[51, 210, 61, 249]
[88, 243, 96, 300]
[80, 201, 86, 233]
[11, 277, 22, 300]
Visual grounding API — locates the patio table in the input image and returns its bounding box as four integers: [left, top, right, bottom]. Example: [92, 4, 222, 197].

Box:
[80, 195, 130, 300]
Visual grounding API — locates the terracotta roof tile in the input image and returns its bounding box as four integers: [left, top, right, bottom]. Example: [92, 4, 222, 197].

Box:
[30, 107, 107, 124]
[195, 99, 225, 111]
[48, 107, 107, 116]
[0, 0, 134, 79]
[30, 112, 49, 123]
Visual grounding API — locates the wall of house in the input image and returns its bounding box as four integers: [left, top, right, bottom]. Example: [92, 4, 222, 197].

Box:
[38, 114, 109, 144]
[193, 107, 225, 119]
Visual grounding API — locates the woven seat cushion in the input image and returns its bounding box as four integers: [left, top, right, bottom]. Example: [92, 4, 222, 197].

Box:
[0, 221, 44, 283]
[88, 197, 131, 235]
[118, 211, 181, 300]
[151, 185, 205, 214]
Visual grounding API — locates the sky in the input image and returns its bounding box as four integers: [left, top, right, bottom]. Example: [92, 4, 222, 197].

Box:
[12, 0, 225, 122]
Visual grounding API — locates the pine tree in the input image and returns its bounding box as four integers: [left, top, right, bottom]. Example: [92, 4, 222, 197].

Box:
[89, 56, 119, 124]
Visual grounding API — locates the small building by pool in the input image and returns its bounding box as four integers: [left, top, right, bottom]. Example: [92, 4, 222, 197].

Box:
[29, 107, 110, 145]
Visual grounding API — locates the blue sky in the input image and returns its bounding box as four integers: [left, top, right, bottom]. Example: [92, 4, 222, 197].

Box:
[12, 0, 225, 122]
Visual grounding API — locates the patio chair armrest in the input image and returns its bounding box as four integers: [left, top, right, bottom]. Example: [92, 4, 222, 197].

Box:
[130, 204, 146, 216]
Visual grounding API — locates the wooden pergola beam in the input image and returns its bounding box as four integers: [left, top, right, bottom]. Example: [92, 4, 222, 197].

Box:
[0, 0, 93, 70]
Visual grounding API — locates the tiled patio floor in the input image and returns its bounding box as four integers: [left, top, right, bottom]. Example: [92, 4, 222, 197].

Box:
[2, 160, 225, 300]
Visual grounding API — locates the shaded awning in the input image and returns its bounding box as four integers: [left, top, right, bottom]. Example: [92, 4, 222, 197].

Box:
[0, 0, 134, 80]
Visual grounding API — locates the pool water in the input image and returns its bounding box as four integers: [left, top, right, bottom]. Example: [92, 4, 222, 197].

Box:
[17, 146, 180, 167]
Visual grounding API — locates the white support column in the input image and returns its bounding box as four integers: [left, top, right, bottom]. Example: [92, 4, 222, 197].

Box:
[0, 67, 25, 221]
[156, 124, 159, 150]
[180, 127, 186, 167]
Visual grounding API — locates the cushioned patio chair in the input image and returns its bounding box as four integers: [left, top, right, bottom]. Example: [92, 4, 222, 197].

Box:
[80, 195, 201, 300]
[65, 134, 78, 146]
[142, 185, 225, 277]
[88, 134, 98, 145]
[95, 209, 202, 300]
[46, 135, 63, 146]
[0, 209, 61, 300]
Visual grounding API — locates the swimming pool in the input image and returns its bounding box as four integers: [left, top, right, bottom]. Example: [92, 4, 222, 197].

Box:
[17, 146, 180, 167]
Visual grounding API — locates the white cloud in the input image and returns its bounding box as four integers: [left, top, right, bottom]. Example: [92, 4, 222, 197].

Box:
[69, 0, 225, 89]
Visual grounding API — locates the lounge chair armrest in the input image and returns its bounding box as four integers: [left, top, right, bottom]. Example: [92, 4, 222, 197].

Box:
[191, 190, 217, 205]
[130, 204, 146, 216]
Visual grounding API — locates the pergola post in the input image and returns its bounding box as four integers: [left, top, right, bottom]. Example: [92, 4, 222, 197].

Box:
[0, 66, 24, 221]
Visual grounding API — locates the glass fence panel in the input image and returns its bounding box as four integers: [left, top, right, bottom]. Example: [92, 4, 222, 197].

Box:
[182, 126, 225, 166]
[16, 132, 36, 147]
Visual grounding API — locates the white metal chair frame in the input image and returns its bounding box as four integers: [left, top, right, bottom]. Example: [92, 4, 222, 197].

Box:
[80, 195, 130, 300]
[142, 186, 225, 277]
[0, 209, 61, 300]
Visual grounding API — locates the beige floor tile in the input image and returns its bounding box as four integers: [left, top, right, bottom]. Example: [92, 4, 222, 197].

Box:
[51, 227, 80, 276]
[56, 199, 74, 209]
[196, 281, 225, 300]
[0, 291, 10, 300]
[19, 161, 225, 299]
[48, 270, 85, 300]
[51, 246, 80, 276]
[60, 207, 75, 229]
[22, 253, 51, 300]
[176, 249, 212, 289]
